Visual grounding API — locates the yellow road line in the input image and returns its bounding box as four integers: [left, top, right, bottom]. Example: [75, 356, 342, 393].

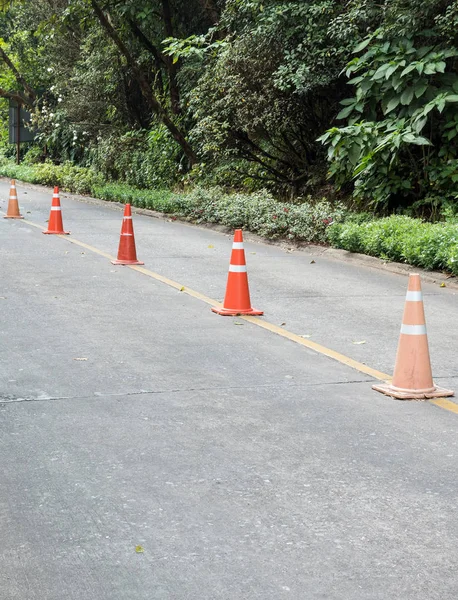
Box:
[7, 213, 458, 415]
[430, 398, 458, 414]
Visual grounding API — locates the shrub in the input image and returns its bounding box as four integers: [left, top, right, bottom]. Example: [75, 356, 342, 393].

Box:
[328, 216, 458, 275]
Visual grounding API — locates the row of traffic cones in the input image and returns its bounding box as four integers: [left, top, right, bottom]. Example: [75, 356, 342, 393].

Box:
[4, 180, 453, 401]
[4, 181, 143, 264]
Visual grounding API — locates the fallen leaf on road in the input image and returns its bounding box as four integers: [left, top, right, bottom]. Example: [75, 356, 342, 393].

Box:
[250, 252, 256, 255]
[310, 260, 316, 264]
[234, 321, 244, 325]
[352, 340, 366, 345]
[73, 357, 88, 361]
[179, 286, 185, 291]
[280, 322, 286, 326]
[135, 546, 144, 553]
[208, 244, 214, 249]
[300, 334, 312, 338]
[440, 282, 446, 288]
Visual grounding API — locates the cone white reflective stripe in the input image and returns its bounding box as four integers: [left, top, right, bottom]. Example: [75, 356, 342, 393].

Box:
[9, 195, 17, 200]
[406, 291, 422, 301]
[53, 194, 59, 198]
[50, 206, 61, 211]
[228, 264, 247, 272]
[121, 233, 133, 236]
[123, 216, 132, 220]
[400, 324, 427, 335]
[232, 242, 244, 249]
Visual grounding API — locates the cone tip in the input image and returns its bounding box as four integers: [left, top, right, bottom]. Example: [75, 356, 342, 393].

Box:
[11, 179, 15, 185]
[124, 203, 132, 216]
[233, 228, 243, 242]
[53, 186, 59, 193]
[408, 273, 421, 291]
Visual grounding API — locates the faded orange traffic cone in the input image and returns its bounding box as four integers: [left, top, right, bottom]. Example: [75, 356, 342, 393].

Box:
[43, 187, 69, 234]
[4, 180, 24, 219]
[373, 274, 454, 400]
[212, 229, 263, 316]
[111, 204, 144, 265]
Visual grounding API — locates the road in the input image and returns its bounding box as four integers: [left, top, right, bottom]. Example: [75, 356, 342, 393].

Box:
[1, 179, 458, 599]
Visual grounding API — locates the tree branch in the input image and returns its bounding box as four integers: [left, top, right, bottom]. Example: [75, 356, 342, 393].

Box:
[0, 87, 32, 105]
[161, 0, 181, 114]
[0, 47, 36, 103]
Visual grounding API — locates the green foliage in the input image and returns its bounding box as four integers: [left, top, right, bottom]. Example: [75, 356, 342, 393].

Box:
[93, 182, 180, 212]
[319, 29, 458, 212]
[0, 159, 103, 194]
[89, 127, 181, 189]
[169, 187, 347, 243]
[328, 216, 458, 275]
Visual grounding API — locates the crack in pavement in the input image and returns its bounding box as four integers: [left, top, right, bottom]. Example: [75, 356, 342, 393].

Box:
[0, 378, 375, 405]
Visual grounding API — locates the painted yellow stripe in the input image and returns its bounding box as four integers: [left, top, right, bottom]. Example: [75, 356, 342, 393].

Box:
[7, 213, 458, 415]
[430, 398, 458, 414]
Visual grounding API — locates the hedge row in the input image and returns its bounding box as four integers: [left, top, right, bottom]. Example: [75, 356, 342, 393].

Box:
[1, 160, 457, 275]
[0, 160, 345, 244]
[328, 215, 458, 275]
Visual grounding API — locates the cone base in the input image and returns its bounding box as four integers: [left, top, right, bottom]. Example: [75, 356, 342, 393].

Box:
[4, 215, 24, 219]
[372, 382, 454, 400]
[43, 230, 70, 235]
[211, 306, 263, 316]
[111, 259, 144, 265]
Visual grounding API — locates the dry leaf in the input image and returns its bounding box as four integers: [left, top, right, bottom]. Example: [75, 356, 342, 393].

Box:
[179, 286, 185, 291]
[310, 260, 316, 264]
[352, 341, 366, 345]
[440, 282, 446, 288]
[280, 322, 286, 327]
[208, 245, 214, 249]
[234, 321, 244, 325]
[300, 334, 311, 338]
[73, 357, 88, 361]
[250, 252, 256, 255]
[135, 545, 144, 553]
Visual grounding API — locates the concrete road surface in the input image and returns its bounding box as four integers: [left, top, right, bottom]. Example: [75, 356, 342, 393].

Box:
[1, 179, 458, 599]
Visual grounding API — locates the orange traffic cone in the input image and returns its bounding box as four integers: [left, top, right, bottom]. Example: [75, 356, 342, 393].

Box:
[4, 180, 24, 219]
[373, 274, 454, 400]
[212, 229, 263, 316]
[111, 204, 144, 265]
[43, 187, 69, 234]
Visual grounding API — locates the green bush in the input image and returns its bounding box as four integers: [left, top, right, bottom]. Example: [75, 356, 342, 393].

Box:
[174, 187, 347, 244]
[328, 216, 458, 275]
[0, 159, 103, 195]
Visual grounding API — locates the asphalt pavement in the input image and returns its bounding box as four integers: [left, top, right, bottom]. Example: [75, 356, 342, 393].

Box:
[1, 179, 458, 599]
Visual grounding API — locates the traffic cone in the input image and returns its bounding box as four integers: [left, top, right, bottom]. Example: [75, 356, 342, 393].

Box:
[212, 229, 263, 316]
[373, 274, 454, 400]
[42, 187, 69, 234]
[111, 204, 144, 265]
[3, 180, 24, 219]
